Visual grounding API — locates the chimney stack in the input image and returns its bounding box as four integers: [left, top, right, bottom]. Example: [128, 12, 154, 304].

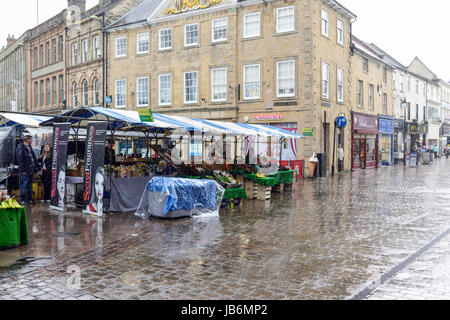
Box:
[67, 0, 86, 13]
[6, 34, 16, 47]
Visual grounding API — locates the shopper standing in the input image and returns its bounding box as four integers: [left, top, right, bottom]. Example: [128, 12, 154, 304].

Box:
[104, 140, 116, 166]
[16, 134, 38, 205]
[337, 144, 345, 173]
[38, 144, 52, 203]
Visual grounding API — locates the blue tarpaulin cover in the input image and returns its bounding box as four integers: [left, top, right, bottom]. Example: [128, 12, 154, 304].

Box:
[136, 177, 225, 219]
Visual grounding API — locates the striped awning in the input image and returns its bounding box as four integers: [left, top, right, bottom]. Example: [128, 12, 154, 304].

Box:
[39, 107, 304, 139]
[0, 112, 52, 128]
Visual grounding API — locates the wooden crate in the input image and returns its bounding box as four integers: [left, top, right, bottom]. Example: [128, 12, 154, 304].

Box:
[284, 183, 293, 193]
[244, 180, 257, 200]
[257, 185, 272, 201]
[272, 184, 284, 194]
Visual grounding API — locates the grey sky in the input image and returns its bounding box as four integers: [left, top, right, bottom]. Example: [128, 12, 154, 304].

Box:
[339, 0, 450, 81]
[1, 0, 449, 80]
[0, 0, 97, 48]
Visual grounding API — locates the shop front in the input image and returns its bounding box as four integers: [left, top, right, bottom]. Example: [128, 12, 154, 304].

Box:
[441, 123, 450, 147]
[379, 115, 394, 166]
[427, 122, 440, 151]
[405, 122, 427, 150]
[351, 112, 379, 171]
[393, 119, 405, 164]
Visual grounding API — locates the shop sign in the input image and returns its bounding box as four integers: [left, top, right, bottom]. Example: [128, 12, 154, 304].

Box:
[394, 119, 405, 130]
[407, 123, 428, 135]
[379, 118, 394, 134]
[254, 113, 283, 121]
[274, 101, 298, 107]
[442, 125, 450, 137]
[138, 108, 155, 122]
[303, 128, 314, 137]
[352, 112, 378, 133]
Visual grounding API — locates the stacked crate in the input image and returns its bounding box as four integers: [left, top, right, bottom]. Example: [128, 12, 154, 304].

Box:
[244, 180, 258, 200]
[256, 185, 272, 201]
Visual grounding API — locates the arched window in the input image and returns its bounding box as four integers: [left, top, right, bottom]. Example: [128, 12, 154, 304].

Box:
[72, 82, 78, 107]
[93, 78, 100, 105]
[82, 80, 89, 106]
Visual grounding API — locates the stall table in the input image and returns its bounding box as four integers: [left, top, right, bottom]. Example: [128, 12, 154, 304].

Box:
[269, 170, 296, 185]
[0, 208, 28, 249]
[222, 188, 247, 208]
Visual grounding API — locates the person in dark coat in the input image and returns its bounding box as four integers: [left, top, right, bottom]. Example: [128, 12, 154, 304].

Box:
[15, 134, 39, 205]
[38, 144, 52, 203]
[104, 140, 116, 166]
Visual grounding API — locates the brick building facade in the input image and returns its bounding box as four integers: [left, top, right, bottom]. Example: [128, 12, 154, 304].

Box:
[27, 10, 67, 114]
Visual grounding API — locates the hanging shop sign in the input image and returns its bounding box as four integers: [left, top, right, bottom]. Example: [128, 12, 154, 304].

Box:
[254, 113, 283, 121]
[82, 122, 108, 217]
[303, 128, 314, 137]
[138, 108, 155, 122]
[50, 123, 71, 212]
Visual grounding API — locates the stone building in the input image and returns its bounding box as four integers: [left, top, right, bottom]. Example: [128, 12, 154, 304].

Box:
[0, 32, 29, 112]
[105, 0, 356, 176]
[27, 10, 67, 114]
[66, 0, 146, 109]
[350, 36, 394, 170]
[408, 57, 442, 151]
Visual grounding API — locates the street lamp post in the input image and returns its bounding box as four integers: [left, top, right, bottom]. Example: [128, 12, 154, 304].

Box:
[401, 98, 408, 166]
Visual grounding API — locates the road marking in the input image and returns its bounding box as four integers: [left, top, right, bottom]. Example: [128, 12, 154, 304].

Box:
[349, 227, 450, 300]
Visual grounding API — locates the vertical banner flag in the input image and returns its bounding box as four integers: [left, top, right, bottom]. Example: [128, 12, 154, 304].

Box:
[50, 123, 71, 212]
[82, 122, 108, 217]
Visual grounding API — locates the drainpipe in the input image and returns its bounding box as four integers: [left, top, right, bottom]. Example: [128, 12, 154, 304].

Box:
[65, 26, 68, 112]
[101, 13, 106, 108]
[349, 15, 357, 171]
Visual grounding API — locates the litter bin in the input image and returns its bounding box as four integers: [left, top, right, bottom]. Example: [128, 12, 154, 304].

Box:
[316, 153, 328, 177]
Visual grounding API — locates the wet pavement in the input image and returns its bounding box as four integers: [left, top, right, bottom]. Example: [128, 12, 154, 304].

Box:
[2, 160, 450, 300]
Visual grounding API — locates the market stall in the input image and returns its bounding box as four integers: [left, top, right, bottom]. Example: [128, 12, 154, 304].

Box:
[40, 107, 183, 214]
[0, 112, 53, 200]
[39, 107, 303, 216]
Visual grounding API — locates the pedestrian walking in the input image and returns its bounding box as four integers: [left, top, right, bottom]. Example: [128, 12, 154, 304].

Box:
[38, 144, 52, 203]
[15, 134, 39, 205]
[338, 144, 344, 173]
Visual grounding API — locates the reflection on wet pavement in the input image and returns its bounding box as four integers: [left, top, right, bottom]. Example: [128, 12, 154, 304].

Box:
[1, 160, 450, 299]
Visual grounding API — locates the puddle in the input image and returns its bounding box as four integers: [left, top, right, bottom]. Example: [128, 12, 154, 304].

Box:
[51, 232, 82, 238]
[0, 256, 54, 278]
